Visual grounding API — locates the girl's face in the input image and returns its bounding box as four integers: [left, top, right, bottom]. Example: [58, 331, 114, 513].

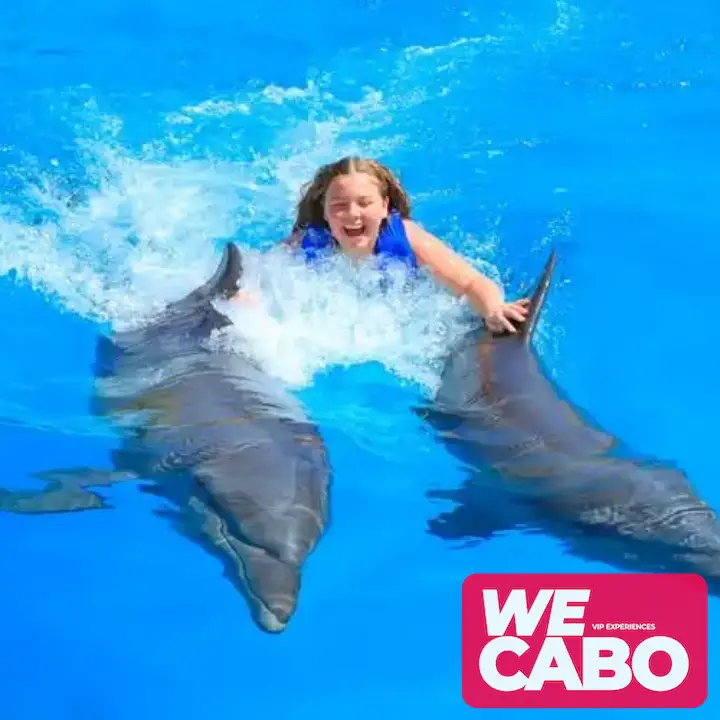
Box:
[323, 171, 390, 257]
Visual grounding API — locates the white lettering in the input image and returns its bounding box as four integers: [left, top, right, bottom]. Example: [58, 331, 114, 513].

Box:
[525, 637, 583, 690]
[633, 637, 689, 692]
[547, 589, 590, 636]
[478, 637, 529, 691]
[478, 636, 690, 692]
[582, 637, 632, 690]
[483, 588, 554, 636]
[483, 588, 590, 637]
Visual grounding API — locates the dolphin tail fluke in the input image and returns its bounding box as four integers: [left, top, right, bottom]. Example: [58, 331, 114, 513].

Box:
[518, 248, 558, 344]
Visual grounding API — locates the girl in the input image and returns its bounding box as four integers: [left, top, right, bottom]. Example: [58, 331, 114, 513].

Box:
[248, 156, 529, 334]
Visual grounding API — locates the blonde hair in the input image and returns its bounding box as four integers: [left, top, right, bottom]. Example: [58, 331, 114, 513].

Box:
[291, 156, 411, 233]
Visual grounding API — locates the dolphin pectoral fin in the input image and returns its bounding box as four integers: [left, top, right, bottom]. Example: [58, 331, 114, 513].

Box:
[0, 481, 111, 514]
[0, 467, 138, 515]
[426, 480, 532, 543]
[426, 496, 508, 542]
[186, 496, 300, 633]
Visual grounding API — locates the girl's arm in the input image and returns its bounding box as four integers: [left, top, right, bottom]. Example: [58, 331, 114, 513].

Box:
[404, 219, 528, 332]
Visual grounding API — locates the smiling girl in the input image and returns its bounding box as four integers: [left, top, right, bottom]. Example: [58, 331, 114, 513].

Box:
[274, 156, 529, 333]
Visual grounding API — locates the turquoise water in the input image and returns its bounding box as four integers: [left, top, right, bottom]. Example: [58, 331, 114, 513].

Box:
[1, 1, 718, 717]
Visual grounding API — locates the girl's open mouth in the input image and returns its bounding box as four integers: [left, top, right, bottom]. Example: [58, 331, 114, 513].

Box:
[344, 225, 365, 238]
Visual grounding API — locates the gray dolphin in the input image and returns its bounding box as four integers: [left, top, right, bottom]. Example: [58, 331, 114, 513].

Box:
[0, 242, 332, 633]
[418, 249, 720, 589]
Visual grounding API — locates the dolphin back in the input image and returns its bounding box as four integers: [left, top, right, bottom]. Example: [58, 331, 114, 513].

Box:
[93, 242, 245, 384]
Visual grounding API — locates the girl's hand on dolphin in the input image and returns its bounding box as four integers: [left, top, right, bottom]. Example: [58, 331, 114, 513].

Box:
[231, 288, 262, 306]
[486, 298, 531, 334]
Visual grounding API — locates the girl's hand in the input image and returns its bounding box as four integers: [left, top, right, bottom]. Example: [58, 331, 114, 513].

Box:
[485, 298, 531, 334]
[231, 288, 262, 306]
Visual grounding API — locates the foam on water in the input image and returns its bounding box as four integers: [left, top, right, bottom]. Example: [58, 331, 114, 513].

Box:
[214, 247, 477, 390]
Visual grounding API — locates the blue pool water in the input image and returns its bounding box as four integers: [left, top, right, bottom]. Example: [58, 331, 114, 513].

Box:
[1, 0, 718, 717]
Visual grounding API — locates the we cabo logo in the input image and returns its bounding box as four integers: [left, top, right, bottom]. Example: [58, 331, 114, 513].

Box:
[462, 573, 707, 708]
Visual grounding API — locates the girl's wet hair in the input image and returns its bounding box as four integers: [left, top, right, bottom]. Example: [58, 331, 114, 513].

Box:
[292, 156, 411, 232]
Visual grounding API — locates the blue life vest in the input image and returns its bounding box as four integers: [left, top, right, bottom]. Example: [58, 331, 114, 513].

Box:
[299, 210, 418, 280]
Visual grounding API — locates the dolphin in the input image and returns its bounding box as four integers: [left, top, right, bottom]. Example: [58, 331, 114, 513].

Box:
[418, 249, 720, 589]
[0, 242, 332, 633]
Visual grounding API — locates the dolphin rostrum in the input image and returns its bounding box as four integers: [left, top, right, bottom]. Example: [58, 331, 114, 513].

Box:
[0, 242, 332, 633]
[418, 249, 720, 589]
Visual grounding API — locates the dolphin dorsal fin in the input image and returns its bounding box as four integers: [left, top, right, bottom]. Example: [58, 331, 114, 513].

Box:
[518, 248, 557, 344]
[166, 242, 243, 314]
[194, 242, 243, 301]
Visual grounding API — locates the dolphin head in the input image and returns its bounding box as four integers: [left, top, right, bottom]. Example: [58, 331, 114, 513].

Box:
[239, 547, 302, 633]
[195, 437, 330, 634]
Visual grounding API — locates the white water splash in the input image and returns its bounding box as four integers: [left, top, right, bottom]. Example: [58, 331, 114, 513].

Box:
[214, 246, 474, 390]
[0, 11, 575, 394]
[0, 98, 476, 393]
